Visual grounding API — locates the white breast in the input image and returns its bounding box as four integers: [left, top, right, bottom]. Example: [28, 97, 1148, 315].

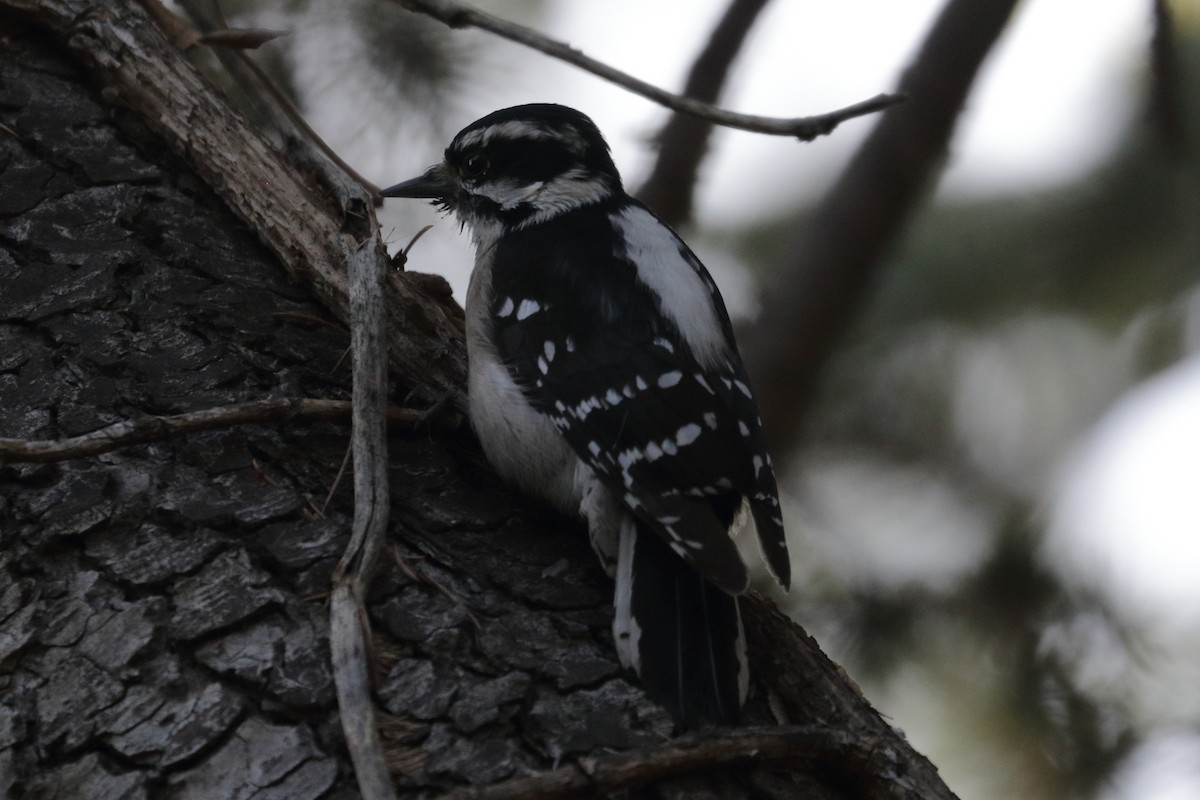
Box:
[465, 250, 582, 516]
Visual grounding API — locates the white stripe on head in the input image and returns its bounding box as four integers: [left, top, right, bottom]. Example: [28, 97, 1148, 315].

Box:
[462, 167, 614, 228]
[517, 168, 614, 227]
[455, 120, 589, 155]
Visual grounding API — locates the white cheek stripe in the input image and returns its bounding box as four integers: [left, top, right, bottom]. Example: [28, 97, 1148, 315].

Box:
[474, 178, 545, 210]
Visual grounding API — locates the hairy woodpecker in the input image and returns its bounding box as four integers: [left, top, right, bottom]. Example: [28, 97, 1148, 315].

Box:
[383, 104, 790, 729]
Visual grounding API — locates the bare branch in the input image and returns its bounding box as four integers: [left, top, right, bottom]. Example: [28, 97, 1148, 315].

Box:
[395, 0, 902, 140]
[436, 725, 895, 800]
[198, 27, 286, 50]
[0, 398, 346, 463]
[0, 399, 451, 464]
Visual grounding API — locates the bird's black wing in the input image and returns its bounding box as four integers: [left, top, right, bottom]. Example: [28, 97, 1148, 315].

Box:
[488, 199, 789, 594]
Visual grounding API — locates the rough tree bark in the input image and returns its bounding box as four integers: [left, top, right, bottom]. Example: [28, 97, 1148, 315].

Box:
[0, 2, 958, 798]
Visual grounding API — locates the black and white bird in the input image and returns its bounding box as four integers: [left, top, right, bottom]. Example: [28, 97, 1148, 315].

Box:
[383, 104, 790, 729]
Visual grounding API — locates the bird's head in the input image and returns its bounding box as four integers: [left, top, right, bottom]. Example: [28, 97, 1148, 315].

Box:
[382, 104, 622, 234]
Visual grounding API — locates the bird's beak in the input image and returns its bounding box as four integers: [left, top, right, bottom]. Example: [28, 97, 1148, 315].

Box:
[381, 164, 453, 199]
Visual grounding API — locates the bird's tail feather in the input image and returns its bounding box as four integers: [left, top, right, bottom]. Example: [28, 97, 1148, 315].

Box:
[613, 515, 747, 729]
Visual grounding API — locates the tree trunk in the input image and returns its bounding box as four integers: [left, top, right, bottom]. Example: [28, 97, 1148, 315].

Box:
[0, 3, 957, 799]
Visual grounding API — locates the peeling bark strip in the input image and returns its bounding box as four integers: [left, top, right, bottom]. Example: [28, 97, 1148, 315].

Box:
[0, 2, 960, 799]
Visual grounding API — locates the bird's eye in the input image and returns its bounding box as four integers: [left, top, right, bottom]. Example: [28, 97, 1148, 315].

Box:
[461, 153, 490, 181]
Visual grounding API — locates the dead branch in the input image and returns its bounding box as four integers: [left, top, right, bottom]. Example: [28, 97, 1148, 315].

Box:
[0, 399, 453, 464]
[394, 0, 902, 141]
[436, 725, 885, 800]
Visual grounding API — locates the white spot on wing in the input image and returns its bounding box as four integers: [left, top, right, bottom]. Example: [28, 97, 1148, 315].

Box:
[676, 423, 701, 446]
[516, 299, 541, 320]
[496, 297, 514, 317]
[618, 448, 644, 470]
[658, 371, 683, 388]
[544, 341, 556, 361]
[572, 395, 605, 420]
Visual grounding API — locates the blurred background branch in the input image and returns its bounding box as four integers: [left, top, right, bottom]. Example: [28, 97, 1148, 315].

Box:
[634, 0, 771, 227]
[745, 0, 1022, 453]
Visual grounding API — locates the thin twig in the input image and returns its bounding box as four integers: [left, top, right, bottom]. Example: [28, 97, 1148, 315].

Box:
[394, 0, 902, 140]
[435, 725, 887, 800]
[271, 310, 349, 333]
[198, 27, 286, 50]
[391, 547, 482, 632]
[0, 399, 448, 464]
[0, 398, 348, 463]
[322, 439, 355, 515]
